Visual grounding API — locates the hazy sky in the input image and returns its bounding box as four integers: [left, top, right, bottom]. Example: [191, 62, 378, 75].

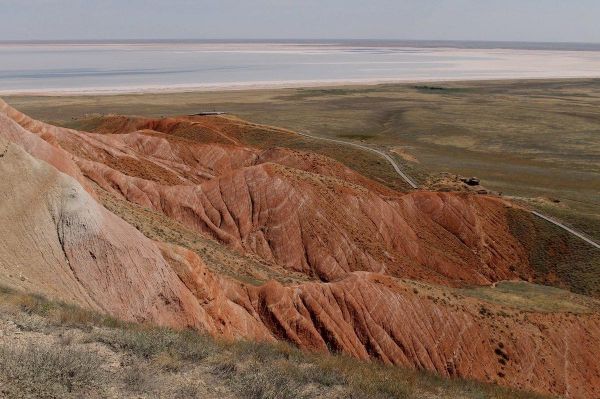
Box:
[1, 0, 599, 42]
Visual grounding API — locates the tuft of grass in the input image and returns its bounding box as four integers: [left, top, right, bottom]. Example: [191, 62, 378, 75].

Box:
[152, 351, 184, 372]
[234, 361, 307, 399]
[95, 327, 217, 362]
[0, 286, 124, 329]
[121, 363, 156, 393]
[0, 344, 104, 398]
[173, 382, 200, 399]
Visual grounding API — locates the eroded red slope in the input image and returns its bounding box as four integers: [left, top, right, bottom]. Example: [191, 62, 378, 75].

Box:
[1, 98, 599, 398]
[0, 100, 531, 286]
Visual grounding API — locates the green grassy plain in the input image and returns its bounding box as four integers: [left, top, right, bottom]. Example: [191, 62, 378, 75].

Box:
[4, 79, 600, 241]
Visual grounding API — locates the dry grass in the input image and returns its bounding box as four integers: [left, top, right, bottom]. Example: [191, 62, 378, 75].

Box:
[0, 345, 104, 398]
[0, 285, 124, 329]
[120, 363, 157, 393]
[459, 281, 600, 313]
[0, 285, 553, 399]
[95, 327, 217, 363]
[506, 208, 600, 297]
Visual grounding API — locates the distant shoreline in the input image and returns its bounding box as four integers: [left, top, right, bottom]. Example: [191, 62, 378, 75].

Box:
[3, 42, 600, 96]
[2, 39, 600, 52]
[2, 76, 600, 97]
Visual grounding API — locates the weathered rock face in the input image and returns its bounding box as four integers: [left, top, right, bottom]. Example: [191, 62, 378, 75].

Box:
[0, 112, 94, 194]
[160, 245, 600, 399]
[248, 277, 600, 398]
[1, 98, 599, 398]
[0, 139, 205, 326]
[0, 100, 531, 286]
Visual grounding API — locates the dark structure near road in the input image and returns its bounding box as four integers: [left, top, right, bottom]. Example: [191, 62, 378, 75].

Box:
[461, 177, 480, 186]
[191, 112, 227, 116]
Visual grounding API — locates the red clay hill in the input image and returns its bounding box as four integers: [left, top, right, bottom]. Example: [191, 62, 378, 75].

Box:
[1, 98, 599, 398]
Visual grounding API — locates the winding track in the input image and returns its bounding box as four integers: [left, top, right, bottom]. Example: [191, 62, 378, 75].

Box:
[295, 131, 419, 189]
[295, 130, 600, 250]
[531, 211, 600, 250]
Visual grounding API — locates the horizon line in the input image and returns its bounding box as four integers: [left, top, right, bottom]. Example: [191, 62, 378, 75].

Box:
[1, 38, 600, 45]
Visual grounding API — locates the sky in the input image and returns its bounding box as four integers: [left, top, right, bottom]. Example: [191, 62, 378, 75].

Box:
[1, 0, 599, 43]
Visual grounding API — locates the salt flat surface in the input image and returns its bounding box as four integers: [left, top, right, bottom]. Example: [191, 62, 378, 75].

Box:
[1, 41, 600, 94]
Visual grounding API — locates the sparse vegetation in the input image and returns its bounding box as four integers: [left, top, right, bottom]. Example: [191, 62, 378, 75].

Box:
[461, 280, 600, 313]
[0, 345, 104, 398]
[507, 208, 600, 297]
[7, 78, 600, 240]
[3, 80, 598, 398]
[95, 327, 216, 363]
[0, 286, 552, 399]
[96, 187, 312, 285]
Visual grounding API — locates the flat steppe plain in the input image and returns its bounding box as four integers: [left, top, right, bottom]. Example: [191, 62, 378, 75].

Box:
[5, 78, 600, 241]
